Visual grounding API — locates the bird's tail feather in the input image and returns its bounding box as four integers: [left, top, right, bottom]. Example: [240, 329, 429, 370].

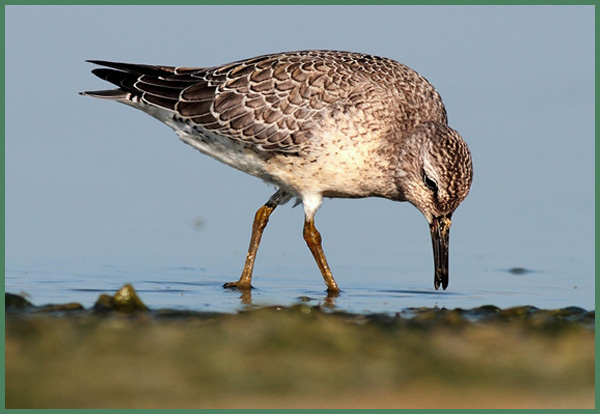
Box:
[80, 60, 178, 100]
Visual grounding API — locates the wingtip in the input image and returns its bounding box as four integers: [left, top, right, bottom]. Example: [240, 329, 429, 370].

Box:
[79, 89, 128, 99]
[86, 59, 110, 65]
[84, 60, 177, 76]
[85, 59, 128, 70]
[85, 59, 104, 66]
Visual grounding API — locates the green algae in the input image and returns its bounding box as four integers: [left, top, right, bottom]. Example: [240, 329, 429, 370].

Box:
[5, 288, 595, 409]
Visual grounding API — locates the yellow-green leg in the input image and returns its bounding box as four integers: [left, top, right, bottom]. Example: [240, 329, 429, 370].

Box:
[303, 217, 340, 293]
[224, 203, 275, 290]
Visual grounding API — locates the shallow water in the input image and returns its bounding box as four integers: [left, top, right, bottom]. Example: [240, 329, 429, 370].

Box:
[5, 260, 594, 313]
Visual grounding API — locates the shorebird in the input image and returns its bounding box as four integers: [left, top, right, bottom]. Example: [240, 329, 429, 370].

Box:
[82, 50, 472, 293]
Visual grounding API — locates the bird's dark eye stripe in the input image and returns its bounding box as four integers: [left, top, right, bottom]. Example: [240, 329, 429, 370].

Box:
[423, 171, 438, 192]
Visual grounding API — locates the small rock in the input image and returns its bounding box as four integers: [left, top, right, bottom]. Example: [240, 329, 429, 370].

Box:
[93, 294, 115, 313]
[5, 293, 33, 309]
[93, 284, 148, 314]
[113, 284, 148, 312]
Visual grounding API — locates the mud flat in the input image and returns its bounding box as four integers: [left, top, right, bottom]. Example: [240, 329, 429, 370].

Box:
[5, 287, 595, 409]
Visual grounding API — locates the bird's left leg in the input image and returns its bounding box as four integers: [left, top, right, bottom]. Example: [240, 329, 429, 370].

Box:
[224, 189, 291, 290]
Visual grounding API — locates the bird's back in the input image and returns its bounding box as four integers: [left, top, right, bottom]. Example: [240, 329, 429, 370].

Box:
[83, 50, 448, 155]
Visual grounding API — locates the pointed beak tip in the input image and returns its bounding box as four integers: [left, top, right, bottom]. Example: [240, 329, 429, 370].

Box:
[434, 275, 448, 291]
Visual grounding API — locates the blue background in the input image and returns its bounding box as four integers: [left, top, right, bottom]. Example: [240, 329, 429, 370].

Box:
[5, 5, 594, 311]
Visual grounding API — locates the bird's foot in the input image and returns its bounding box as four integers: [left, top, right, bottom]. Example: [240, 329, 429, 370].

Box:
[223, 281, 253, 291]
[326, 287, 341, 298]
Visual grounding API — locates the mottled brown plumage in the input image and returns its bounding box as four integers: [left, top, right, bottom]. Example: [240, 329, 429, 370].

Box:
[82, 50, 473, 293]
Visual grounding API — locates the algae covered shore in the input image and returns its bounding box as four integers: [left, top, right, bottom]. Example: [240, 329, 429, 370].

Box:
[5, 286, 595, 409]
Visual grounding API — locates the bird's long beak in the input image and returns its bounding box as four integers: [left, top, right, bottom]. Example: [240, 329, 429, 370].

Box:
[430, 215, 452, 290]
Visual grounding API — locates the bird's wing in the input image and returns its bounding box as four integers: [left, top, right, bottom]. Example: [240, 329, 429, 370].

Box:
[83, 51, 374, 153]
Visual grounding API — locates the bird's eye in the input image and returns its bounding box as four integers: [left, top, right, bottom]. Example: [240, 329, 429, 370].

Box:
[423, 172, 438, 192]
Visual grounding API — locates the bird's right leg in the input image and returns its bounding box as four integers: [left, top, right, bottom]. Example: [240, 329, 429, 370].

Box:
[301, 193, 340, 294]
[224, 190, 291, 290]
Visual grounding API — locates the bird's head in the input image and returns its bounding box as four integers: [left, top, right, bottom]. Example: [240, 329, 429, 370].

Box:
[396, 121, 473, 290]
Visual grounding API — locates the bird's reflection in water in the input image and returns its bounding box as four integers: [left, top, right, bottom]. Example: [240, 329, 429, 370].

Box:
[239, 289, 251, 305]
[233, 288, 339, 308]
[323, 290, 338, 308]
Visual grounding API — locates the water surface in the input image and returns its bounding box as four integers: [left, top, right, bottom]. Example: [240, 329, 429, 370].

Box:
[5, 260, 593, 313]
